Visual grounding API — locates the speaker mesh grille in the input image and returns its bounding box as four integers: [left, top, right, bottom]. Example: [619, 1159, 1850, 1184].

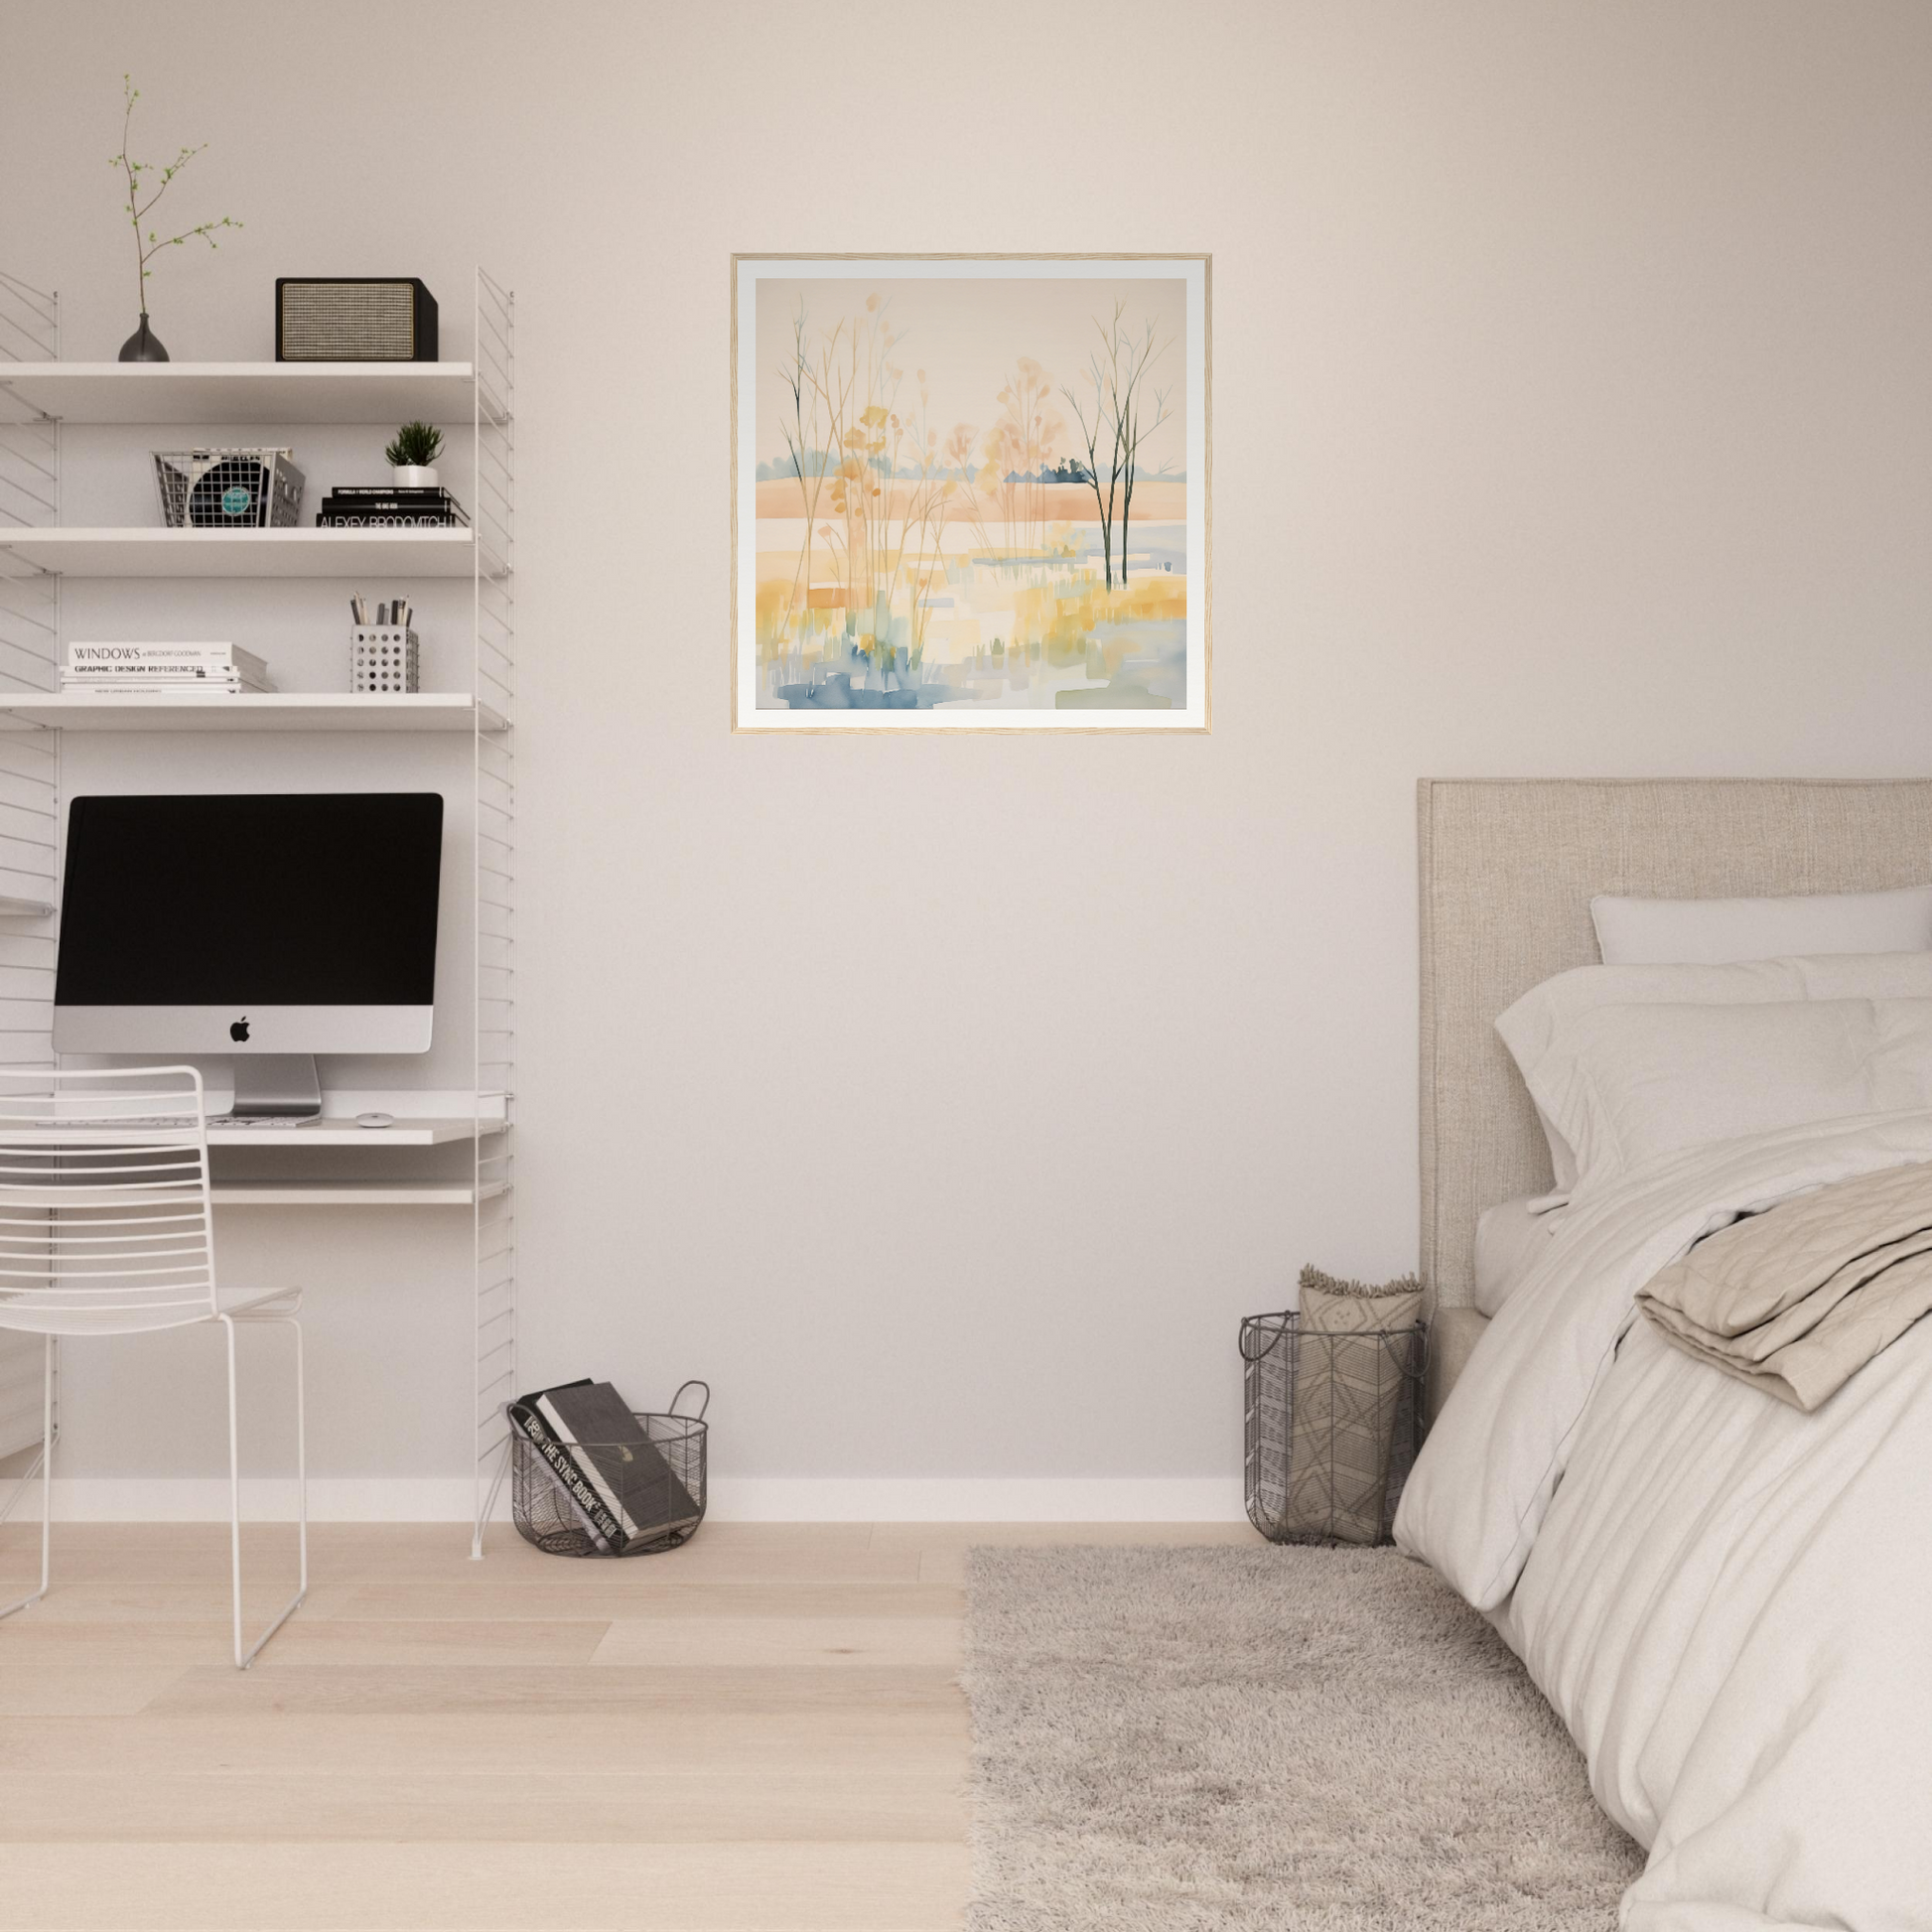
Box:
[280, 282, 417, 360]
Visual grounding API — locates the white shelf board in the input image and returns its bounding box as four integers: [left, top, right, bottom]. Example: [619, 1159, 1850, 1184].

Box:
[210, 1179, 503, 1207]
[206, 1117, 480, 1148]
[0, 527, 481, 579]
[0, 361, 481, 426]
[0, 692, 504, 733]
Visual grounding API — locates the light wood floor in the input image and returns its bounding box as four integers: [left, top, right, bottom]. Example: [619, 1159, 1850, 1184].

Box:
[0, 1519, 1253, 1931]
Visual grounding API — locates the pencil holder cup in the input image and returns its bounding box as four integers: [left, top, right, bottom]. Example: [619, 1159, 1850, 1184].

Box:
[351, 626, 419, 694]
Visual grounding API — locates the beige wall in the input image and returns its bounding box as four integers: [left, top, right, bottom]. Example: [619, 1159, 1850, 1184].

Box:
[6, 1, 1931, 1503]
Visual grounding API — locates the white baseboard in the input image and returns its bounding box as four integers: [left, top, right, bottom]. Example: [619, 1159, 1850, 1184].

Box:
[707, 1478, 1247, 1522]
[14, 1475, 1247, 1525]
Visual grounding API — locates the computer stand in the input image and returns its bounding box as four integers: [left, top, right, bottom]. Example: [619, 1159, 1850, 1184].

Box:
[228, 1055, 323, 1122]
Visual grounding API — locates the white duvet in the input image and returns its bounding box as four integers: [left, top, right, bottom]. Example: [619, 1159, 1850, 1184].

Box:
[1396, 1111, 1932, 1931]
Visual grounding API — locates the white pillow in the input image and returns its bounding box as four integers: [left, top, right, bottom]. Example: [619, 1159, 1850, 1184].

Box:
[1590, 885, 1932, 966]
[1515, 997, 1932, 1203]
[1496, 952, 1932, 1194]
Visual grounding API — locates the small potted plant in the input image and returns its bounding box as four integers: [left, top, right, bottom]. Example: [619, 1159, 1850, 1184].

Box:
[384, 421, 444, 488]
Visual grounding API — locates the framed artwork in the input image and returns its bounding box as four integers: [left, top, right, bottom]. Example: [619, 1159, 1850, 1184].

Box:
[733, 254, 1209, 731]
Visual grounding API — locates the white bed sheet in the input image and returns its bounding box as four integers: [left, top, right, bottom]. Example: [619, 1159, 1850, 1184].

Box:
[1398, 1112, 1932, 1930]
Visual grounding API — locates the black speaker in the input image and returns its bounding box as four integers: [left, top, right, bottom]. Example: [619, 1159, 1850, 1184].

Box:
[275, 278, 439, 361]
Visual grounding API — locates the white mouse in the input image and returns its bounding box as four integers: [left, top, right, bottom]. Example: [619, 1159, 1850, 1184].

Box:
[356, 1112, 394, 1130]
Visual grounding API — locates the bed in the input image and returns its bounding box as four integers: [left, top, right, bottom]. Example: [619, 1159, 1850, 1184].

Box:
[1398, 777, 1932, 1932]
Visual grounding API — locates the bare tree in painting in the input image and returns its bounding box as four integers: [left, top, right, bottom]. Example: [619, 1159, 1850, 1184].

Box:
[1115, 363, 1172, 585]
[775, 299, 844, 642]
[1062, 302, 1174, 592]
[1062, 301, 1127, 590]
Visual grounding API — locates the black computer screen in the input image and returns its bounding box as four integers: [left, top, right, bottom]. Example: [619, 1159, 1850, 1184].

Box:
[56, 793, 444, 1007]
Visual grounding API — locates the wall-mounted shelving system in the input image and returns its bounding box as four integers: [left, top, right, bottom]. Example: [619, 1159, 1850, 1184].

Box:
[0, 268, 518, 1552]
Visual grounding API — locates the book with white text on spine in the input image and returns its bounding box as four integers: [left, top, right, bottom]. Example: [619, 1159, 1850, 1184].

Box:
[506, 1383, 618, 1551]
[532, 1381, 702, 1553]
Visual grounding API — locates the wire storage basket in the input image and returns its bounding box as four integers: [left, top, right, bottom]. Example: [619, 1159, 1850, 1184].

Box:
[153, 448, 306, 528]
[1241, 1311, 1425, 1547]
[510, 1381, 708, 1558]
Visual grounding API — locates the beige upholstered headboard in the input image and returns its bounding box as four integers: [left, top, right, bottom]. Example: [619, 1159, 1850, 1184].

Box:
[1418, 777, 1932, 1311]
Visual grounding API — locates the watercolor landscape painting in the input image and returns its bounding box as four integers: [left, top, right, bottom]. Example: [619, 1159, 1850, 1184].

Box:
[734, 256, 1208, 730]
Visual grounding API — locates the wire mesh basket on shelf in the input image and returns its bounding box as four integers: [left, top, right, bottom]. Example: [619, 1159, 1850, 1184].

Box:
[152, 448, 305, 528]
[510, 1381, 708, 1558]
[1241, 1311, 1425, 1547]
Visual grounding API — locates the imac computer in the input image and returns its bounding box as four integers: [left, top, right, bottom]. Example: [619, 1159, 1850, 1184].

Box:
[53, 792, 444, 1120]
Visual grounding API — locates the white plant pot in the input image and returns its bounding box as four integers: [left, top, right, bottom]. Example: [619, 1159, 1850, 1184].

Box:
[392, 465, 439, 488]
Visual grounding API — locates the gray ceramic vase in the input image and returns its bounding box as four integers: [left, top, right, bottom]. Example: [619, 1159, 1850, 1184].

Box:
[118, 314, 169, 362]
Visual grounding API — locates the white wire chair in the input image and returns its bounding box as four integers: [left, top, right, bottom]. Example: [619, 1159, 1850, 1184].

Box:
[0, 1065, 306, 1668]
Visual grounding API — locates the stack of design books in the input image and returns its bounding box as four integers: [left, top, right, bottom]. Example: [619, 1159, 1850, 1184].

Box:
[64, 642, 273, 694]
[507, 1379, 703, 1554]
[316, 485, 469, 529]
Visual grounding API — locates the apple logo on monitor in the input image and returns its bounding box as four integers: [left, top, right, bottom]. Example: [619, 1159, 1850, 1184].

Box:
[230, 1017, 250, 1042]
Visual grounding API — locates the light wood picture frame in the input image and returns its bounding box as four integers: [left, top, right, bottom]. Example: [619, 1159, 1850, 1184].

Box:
[732, 254, 1210, 732]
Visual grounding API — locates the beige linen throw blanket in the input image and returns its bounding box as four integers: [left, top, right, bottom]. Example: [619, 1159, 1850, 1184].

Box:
[1638, 1159, 1932, 1410]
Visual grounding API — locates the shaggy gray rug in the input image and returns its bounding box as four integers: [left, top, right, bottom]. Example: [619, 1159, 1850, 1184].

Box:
[962, 1545, 1644, 1930]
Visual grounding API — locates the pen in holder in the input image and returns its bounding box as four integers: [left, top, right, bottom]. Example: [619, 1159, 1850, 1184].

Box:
[351, 625, 420, 694]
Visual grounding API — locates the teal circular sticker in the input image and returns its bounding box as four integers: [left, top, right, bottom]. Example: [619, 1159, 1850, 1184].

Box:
[220, 484, 252, 516]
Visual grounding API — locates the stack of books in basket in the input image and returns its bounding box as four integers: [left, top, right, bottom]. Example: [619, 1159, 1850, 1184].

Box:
[508, 1379, 704, 1554]
[65, 642, 274, 695]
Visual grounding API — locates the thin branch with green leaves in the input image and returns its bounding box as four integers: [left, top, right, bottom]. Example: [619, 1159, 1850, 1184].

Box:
[110, 74, 241, 317]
